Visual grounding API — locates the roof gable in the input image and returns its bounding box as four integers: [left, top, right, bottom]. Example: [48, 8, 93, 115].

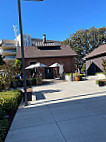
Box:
[84, 44, 106, 59]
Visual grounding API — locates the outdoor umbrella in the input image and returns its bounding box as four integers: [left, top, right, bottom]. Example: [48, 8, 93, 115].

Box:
[49, 63, 61, 67]
[32, 62, 47, 68]
[25, 62, 47, 69]
[50, 63, 64, 78]
[25, 64, 36, 69]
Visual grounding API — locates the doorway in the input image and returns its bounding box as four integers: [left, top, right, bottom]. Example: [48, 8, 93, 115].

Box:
[45, 67, 54, 79]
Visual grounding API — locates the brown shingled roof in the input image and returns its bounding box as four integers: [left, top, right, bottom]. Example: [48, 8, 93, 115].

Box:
[84, 44, 106, 59]
[16, 44, 77, 59]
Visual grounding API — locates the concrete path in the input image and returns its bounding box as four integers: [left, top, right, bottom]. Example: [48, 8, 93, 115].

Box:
[5, 76, 106, 142]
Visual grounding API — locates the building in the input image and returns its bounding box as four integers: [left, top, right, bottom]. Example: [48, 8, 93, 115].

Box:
[17, 34, 32, 47]
[16, 35, 77, 78]
[0, 34, 32, 64]
[84, 44, 106, 75]
[0, 34, 61, 65]
[0, 39, 17, 64]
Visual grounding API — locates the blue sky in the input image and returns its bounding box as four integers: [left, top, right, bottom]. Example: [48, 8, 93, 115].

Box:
[0, 0, 106, 41]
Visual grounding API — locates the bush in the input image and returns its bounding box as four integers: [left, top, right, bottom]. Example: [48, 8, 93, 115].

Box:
[96, 80, 99, 85]
[73, 73, 85, 81]
[65, 73, 85, 81]
[0, 65, 17, 91]
[102, 59, 106, 76]
[78, 74, 85, 80]
[0, 118, 9, 142]
[81, 63, 86, 73]
[65, 72, 85, 81]
[0, 90, 22, 141]
[31, 78, 36, 86]
[96, 79, 106, 85]
[0, 90, 22, 113]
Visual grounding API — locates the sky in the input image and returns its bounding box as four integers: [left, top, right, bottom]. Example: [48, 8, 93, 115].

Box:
[0, 0, 106, 41]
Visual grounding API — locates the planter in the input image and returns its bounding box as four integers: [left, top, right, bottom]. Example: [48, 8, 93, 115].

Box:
[36, 81, 42, 85]
[65, 75, 71, 81]
[96, 73, 106, 80]
[99, 80, 106, 87]
[75, 77, 80, 81]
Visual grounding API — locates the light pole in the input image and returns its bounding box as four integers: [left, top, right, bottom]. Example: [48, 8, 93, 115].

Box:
[17, 0, 43, 106]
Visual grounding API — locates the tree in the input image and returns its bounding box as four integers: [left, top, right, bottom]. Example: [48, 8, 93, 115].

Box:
[0, 55, 5, 65]
[63, 27, 106, 70]
[14, 59, 22, 74]
[102, 59, 106, 76]
[14, 59, 22, 68]
[0, 65, 17, 90]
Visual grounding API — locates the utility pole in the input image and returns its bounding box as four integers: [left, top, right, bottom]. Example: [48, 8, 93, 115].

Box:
[18, 0, 28, 106]
[17, 0, 43, 106]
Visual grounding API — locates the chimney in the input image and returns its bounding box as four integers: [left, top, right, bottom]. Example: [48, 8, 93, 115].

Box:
[43, 34, 46, 43]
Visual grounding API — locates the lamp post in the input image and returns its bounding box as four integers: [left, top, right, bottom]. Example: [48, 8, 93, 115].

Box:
[17, 0, 43, 106]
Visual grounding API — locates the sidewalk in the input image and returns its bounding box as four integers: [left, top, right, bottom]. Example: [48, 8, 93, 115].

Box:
[5, 77, 106, 142]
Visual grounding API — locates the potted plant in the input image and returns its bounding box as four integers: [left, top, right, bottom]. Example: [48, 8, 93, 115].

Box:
[65, 73, 71, 81]
[74, 73, 80, 81]
[36, 77, 42, 85]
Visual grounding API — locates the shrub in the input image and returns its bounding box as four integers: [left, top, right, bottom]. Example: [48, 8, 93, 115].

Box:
[74, 73, 85, 81]
[31, 78, 36, 86]
[96, 80, 99, 85]
[0, 118, 9, 142]
[65, 73, 85, 81]
[96, 79, 106, 85]
[14, 59, 22, 68]
[81, 63, 86, 73]
[0, 90, 22, 114]
[79, 74, 85, 80]
[102, 59, 106, 76]
[0, 65, 17, 90]
[0, 90, 22, 141]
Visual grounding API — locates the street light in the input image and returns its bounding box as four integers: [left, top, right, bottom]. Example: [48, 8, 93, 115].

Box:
[18, 0, 43, 106]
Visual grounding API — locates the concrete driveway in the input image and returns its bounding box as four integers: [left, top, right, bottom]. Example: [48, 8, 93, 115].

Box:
[5, 76, 106, 142]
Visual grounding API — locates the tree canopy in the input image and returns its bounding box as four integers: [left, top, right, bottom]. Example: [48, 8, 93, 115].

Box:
[63, 27, 106, 70]
[14, 59, 22, 68]
[102, 59, 106, 76]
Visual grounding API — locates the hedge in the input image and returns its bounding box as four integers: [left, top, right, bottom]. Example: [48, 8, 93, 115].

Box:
[0, 90, 22, 142]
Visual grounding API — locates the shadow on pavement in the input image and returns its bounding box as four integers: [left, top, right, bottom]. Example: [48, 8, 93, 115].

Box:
[33, 89, 61, 101]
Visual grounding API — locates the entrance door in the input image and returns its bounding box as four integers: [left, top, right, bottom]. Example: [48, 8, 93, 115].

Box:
[87, 62, 102, 75]
[45, 67, 54, 79]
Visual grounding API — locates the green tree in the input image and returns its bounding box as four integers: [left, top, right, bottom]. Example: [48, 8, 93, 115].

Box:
[102, 59, 106, 76]
[14, 59, 22, 68]
[63, 27, 106, 70]
[0, 65, 17, 90]
[0, 55, 5, 65]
